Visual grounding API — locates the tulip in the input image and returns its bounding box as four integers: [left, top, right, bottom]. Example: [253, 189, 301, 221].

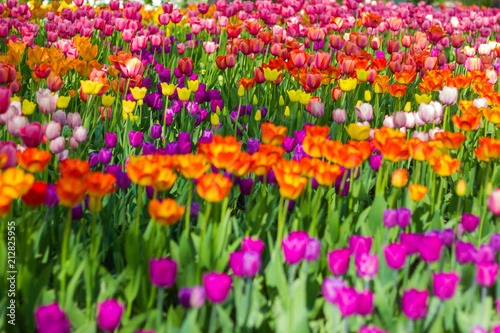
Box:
[355, 103, 373, 121]
[98, 149, 112, 165]
[461, 213, 480, 233]
[418, 235, 443, 263]
[357, 290, 374, 316]
[401, 289, 428, 320]
[241, 237, 265, 254]
[355, 253, 379, 279]
[433, 272, 459, 300]
[19, 122, 44, 147]
[476, 263, 498, 287]
[327, 248, 351, 275]
[36, 89, 58, 114]
[438, 86, 458, 106]
[49, 137, 65, 154]
[349, 235, 372, 258]
[203, 272, 232, 303]
[97, 299, 124, 332]
[129, 131, 144, 147]
[304, 237, 321, 262]
[455, 241, 476, 264]
[105, 133, 117, 148]
[322, 277, 346, 304]
[73, 126, 87, 143]
[149, 258, 177, 288]
[384, 243, 407, 270]
[396, 208, 412, 228]
[35, 303, 71, 333]
[281, 231, 309, 264]
[488, 189, 500, 215]
[45, 121, 61, 141]
[229, 250, 261, 277]
[332, 108, 346, 123]
[336, 287, 359, 317]
[0, 86, 10, 114]
[67, 112, 82, 129]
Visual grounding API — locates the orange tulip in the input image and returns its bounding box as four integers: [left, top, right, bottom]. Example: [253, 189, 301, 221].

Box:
[314, 161, 342, 187]
[484, 107, 500, 124]
[196, 173, 232, 203]
[394, 71, 417, 85]
[126, 156, 160, 186]
[0, 192, 11, 216]
[0, 168, 35, 199]
[302, 135, 327, 158]
[261, 123, 287, 146]
[148, 199, 185, 226]
[391, 169, 408, 188]
[409, 184, 428, 202]
[152, 168, 178, 192]
[474, 137, 500, 162]
[226, 152, 253, 177]
[330, 144, 365, 169]
[429, 155, 459, 177]
[275, 173, 308, 200]
[433, 132, 466, 150]
[305, 125, 330, 138]
[388, 83, 407, 98]
[379, 139, 410, 162]
[56, 177, 87, 207]
[452, 112, 481, 131]
[59, 159, 90, 179]
[250, 145, 284, 176]
[17, 148, 52, 173]
[347, 141, 374, 160]
[86, 172, 117, 197]
[200, 135, 242, 170]
[273, 160, 302, 183]
[175, 154, 210, 179]
[372, 127, 406, 151]
[298, 157, 320, 179]
[409, 139, 438, 161]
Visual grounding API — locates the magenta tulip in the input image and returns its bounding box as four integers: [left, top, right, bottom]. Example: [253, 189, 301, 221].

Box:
[149, 258, 177, 288]
[327, 248, 351, 276]
[281, 231, 309, 264]
[401, 289, 428, 320]
[203, 272, 232, 303]
[432, 272, 460, 300]
[97, 299, 124, 332]
[475, 263, 498, 287]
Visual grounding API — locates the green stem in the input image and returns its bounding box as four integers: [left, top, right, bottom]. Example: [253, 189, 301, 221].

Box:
[135, 186, 144, 236]
[60, 208, 72, 305]
[185, 181, 194, 234]
[156, 288, 165, 330]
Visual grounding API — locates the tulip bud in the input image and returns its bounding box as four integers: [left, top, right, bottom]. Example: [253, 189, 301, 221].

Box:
[364, 90, 371, 102]
[237, 85, 244, 97]
[391, 169, 408, 188]
[149, 258, 177, 288]
[284, 106, 290, 117]
[203, 272, 232, 303]
[97, 299, 124, 332]
[254, 110, 261, 121]
[211, 113, 219, 126]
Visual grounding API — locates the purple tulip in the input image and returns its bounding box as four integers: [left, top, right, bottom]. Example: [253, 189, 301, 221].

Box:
[105, 133, 117, 148]
[89, 153, 98, 167]
[355, 253, 379, 279]
[475, 263, 498, 287]
[247, 139, 260, 155]
[97, 299, 124, 332]
[239, 178, 254, 195]
[282, 137, 295, 152]
[199, 130, 213, 144]
[178, 286, 205, 309]
[490, 234, 500, 251]
[151, 124, 162, 139]
[471, 326, 488, 333]
[474, 245, 495, 264]
[72, 204, 83, 220]
[418, 235, 443, 263]
[336, 287, 359, 317]
[440, 228, 455, 247]
[241, 237, 265, 254]
[304, 237, 321, 262]
[322, 277, 345, 305]
[493, 324, 500, 333]
[281, 231, 309, 264]
[356, 290, 374, 316]
[396, 208, 411, 228]
[401, 289, 428, 320]
[229, 250, 261, 278]
[383, 209, 397, 228]
[369, 154, 382, 171]
[327, 248, 351, 275]
[400, 232, 422, 255]
[384, 243, 406, 270]
[349, 235, 372, 259]
[359, 326, 389, 333]
[98, 148, 112, 165]
[178, 287, 192, 308]
[35, 303, 71, 333]
[433, 272, 460, 300]
[203, 272, 232, 303]
[455, 241, 476, 264]
[149, 258, 177, 288]
[129, 131, 144, 147]
[461, 213, 480, 233]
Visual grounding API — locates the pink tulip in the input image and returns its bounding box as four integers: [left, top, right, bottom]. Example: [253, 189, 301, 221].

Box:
[203, 41, 218, 54]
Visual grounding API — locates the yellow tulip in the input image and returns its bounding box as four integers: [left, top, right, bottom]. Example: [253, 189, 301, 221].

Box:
[356, 69, 369, 82]
[130, 87, 147, 101]
[22, 99, 37, 115]
[122, 111, 139, 122]
[122, 100, 136, 114]
[279, 96, 285, 106]
[284, 106, 290, 117]
[211, 113, 219, 126]
[56, 96, 71, 109]
[10, 96, 20, 102]
[345, 123, 370, 141]
[80, 80, 104, 95]
[364, 91, 372, 102]
[404, 102, 411, 112]
[187, 80, 199, 92]
[415, 93, 432, 105]
[287, 90, 300, 103]
[263, 67, 280, 81]
[177, 87, 191, 101]
[338, 78, 357, 92]
[253, 95, 258, 105]
[238, 85, 245, 97]
[160, 83, 177, 96]
[254, 110, 261, 121]
[298, 91, 311, 106]
[102, 94, 115, 107]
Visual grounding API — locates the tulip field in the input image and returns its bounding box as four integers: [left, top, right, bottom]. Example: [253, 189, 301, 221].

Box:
[5, 0, 500, 332]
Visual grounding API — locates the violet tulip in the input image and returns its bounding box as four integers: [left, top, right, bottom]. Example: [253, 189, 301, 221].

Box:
[433, 272, 460, 300]
[35, 303, 71, 333]
[149, 258, 177, 288]
[418, 235, 443, 263]
[229, 250, 261, 278]
[129, 131, 144, 147]
[203, 272, 232, 303]
[281, 231, 309, 264]
[461, 213, 480, 233]
[97, 299, 124, 332]
[401, 289, 428, 320]
[475, 263, 498, 287]
[304, 237, 321, 262]
[105, 133, 117, 148]
[455, 241, 476, 264]
[327, 248, 351, 275]
[322, 277, 345, 305]
[384, 243, 406, 270]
